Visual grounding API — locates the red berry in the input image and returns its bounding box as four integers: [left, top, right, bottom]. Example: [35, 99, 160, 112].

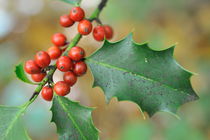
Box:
[34, 51, 51, 68]
[47, 46, 62, 60]
[78, 20, 92, 35]
[73, 61, 87, 76]
[52, 33, 67, 47]
[31, 72, 46, 82]
[60, 15, 74, 27]
[63, 71, 77, 86]
[68, 46, 85, 61]
[56, 56, 73, 72]
[104, 25, 113, 40]
[93, 25, 106, 41]
[54, 81, 70, 96]
[70, 7, 85, 22]
[41, 86, 53, 101]
[24, 60, 41, 74]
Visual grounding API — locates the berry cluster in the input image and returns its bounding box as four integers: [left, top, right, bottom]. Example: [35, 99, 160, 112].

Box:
[24, 6, 113, 102]
[60, 7, 113, 41]
[93, 25, 113, 41]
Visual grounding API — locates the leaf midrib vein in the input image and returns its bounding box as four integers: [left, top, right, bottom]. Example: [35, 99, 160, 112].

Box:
[57, 97, 87, 140]
[86, 59, 189, 94]
[2, 107, 27, 140]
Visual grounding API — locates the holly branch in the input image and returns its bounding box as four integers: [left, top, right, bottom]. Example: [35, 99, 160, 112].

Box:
[29, 0, 108, 103]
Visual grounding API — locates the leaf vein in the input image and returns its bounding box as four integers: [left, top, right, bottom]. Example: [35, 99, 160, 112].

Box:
[57, 97, 87, 140]
[2, 107, 26, 140]
[86, 59, 190, 95]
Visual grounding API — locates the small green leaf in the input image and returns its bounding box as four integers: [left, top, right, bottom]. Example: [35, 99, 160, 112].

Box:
[86, 33, 199, 117]
[59, 0, 81, 6]
[0, 105, 31, 140]
[51, 95, 99, 140]
[15, 62, 37, 85]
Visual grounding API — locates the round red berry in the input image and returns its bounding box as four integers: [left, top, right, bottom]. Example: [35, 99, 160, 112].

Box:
[24, 60, 41, 74]
[104, 25, 113, 40]
[52, 33, 67, 47]
[68, 46, 85, 61]
[78, 20, 92, 35]
[63, 71, 77, 86]
[54, 81, 70, 96]
[41, 86, 53, 101]
[31, 72, 46, 82]
[70, 7, 85, 22]
[73, 61, 87, 76]
[56, 56, 73, 72]
[47, 46, 62, 60]
[93, 25, 106, 41]
[34, 51, 51, 68]
[60, 15, 74, 27]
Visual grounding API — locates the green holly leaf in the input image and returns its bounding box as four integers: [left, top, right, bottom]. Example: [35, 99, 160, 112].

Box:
[0, 105, 31, 140]
[59, 0, 82, 6]
[15, 62, 37, 85]
[86, 34, 199, 117]
[51, 95, 99, 140]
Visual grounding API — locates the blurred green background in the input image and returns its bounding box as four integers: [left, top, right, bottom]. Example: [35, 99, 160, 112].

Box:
[0, 0, 210, 139]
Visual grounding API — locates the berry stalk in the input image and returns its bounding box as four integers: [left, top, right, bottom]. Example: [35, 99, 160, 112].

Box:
[29, 0, 108, 103]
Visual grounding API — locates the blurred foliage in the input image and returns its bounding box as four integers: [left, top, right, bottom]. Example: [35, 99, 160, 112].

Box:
[0, 0, 210, 140]
[0, 42, 19, 87]
[165, 121, 206, 140]
[117, 122, 154, 140]
[114, 120, 206, 140]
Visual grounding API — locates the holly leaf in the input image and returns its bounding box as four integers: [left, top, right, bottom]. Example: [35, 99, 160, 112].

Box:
[0, 105, 31, 140]
[15, 62, 37, 85]
[59, 0, 82, 6]
[86, 34, 199, 117]
[51, 95, 99, 140]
